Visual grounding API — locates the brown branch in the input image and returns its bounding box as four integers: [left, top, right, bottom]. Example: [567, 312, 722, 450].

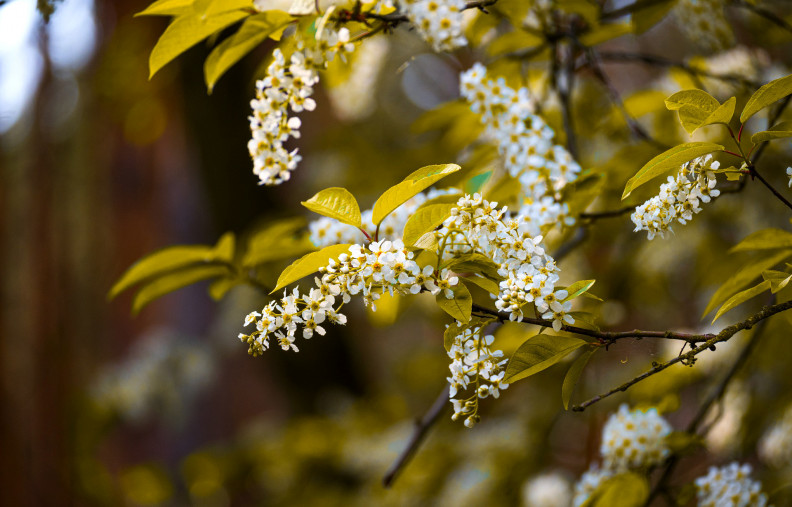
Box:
[570, 299, 792, 411]
[579, 205, 635, 220]
[749, 166, 792, 211]
[383, 383, 450, 487]
[471, 304, 712, 344]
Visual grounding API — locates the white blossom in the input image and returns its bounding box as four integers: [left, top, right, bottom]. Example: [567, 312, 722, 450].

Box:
[695, 462, 768, 507]
[402, 0, 468, 52]
[600, 404, 672, 471]
[521, 472, 573, 507]
[572, 466, 613, 507]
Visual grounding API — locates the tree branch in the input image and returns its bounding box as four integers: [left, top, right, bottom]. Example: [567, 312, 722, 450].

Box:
[383, 383, 450, 488]
[579, 205, 635, 220]
[570, 299, 792, 411]
[732, 0, 792, 37]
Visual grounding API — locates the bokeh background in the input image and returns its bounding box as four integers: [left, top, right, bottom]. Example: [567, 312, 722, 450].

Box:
[2, 0, 792, 505]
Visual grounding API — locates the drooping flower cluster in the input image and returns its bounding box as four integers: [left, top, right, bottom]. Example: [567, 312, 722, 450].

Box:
[446, 323, 509, 428]
[240, 239, 458, 354]
[521, 472, 573, 507]
[631, 154, 721, 240]
[248, 27, 355, 185]
[675, 0, 734, 53]
[401, 0, 468, 52]
[309, 188, 457, 248]
[440, 193, 573, 329]
[759, 403, 792, 468]
[600, 404, 672, 471]
[460, 63, 581, 206]
[694, 462, 768, 507]
[573, 404, 672, 505]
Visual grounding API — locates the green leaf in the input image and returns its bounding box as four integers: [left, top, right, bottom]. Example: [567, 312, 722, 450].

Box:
[132, 265, 229, 314]
[272, 243, 351, 293]
[696, 96, 736, 132]
[242, 218, 314, 267]
[213, 232, 235, 261]
[740, 73, 792, 123]
[204, 11, 292, 91]
[730, 228, 792, 252]
[751, 120, 792, 143]
[462, 275, 501, 295]
[504, 334, 587, 384]
[703, 249, 792, 316]
[444, 321, 467, 352]
[372, 164, 461, 226]
[149, 9, 249, 79]
[762, 269, 792, 293]
[402, 203, 455, 246]
[205, 0, 252, 16]
[712, 280, 771, 323]
[664, 89, 719, 112]
[436, 283, 472, 323]
[579, 22, 632, 46]
[465, 171, 492, 195]
[586, 473, 649, 507]
[621, 142, 724, 199]
[632, 0, 678, 34]
[136, 0, 194, 16]
[664, 91, 734, 134]
[447, 253, 501, 280]
[110, 245, 217, 299]
[665, 431, 703, 455]
[562, 347, 596, 410]
[301, 187, 362, 228]
[563, 279, 596, 301]
[486, 30, 544, 57]
[208, 276, 239, 300]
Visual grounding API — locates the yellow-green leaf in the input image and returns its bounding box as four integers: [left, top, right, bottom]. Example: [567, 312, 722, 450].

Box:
[695, 96, 736, 132]
[242, 218, 313, 267]
[562, 347, 596, 410]
[213, 232, 235, 261]
[136, 0, 194, 16]
[132, 265, 229, 314]
[664, 91, 733, 134]
[204, 11, 292, 91]
[486, 30, 543, 57]
[563, 279, 596, 301]
[301, 187, 362, 228]
[622, 142, 724, 199]
[751, 120, 792, 143]
[436, 283, 472, 323]
[586, 473, 649, 507]
[272, 243, 351, 293]
[762, 269, 792, 293]
[205, 0, 252, 16]
[730, 228, 792, 252]
[372, 164, 461, 226]
[703, 249, 792, 316]
[504, 334, 587, 384]
[712, 280, 771, 323]
[444, 321, 467, 352]
[741, 73, 792, 123]
[149, 9, 249, 79]
[208, 276, 239, 300]
[664, 431, 703, 455]
[109, 245, 216, 299]
[462, 275, 501, 296]
[402, 203, 455, 246]
[632, 0, 677, 34]
[665, 89, 719, 112]
[579, 22, 632, 46]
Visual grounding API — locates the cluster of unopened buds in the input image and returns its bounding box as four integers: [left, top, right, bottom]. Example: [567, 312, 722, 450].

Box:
[573, 405, 672, 506]
[240, 239, 458, 354]
[446, 324, 508, 428]
[401, 0, 468, 52]
[460, 63, 581, 202]
[248, 26, 355, 185]
[631, 154, 721, 240]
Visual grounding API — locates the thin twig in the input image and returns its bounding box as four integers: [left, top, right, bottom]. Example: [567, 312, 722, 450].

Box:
[749, 166, 792, 211]
[570, 300, 792, 411]
[383, 384, 450, 487]
[751, 95, 792, 166]
[732, 0, 792, 37]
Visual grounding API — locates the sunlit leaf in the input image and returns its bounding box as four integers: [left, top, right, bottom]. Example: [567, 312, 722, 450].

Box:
[436, 283, 472, 323]
[563, 279, 596, 301]
[740, 73, 792, 123]
[301, 187, 362, 227]
[272, 244, 351, 293]
[562, 347, 596, 410]
[729, 228, 792, 252]
[132, 265, 229, 314]
[372, 164, 460, 226]
[751, 120, 792, 143]
[402, 203, 455, 246]
[632, 0, 677, 34]
[444, 321, 467, 352]
[504, 334, 587, 384]
[487, 30, 543, 57]
[622, 142, 724, 199]
[242, 218, 314, 267]
[149, 9, 249, 78]
[762, 269, 792, 293]
[110, 245, 217, 299]
[586, 473, 649, 507]
[664, 89, 719, 112]
[204, 11, 293, 91]
[205, 0, 252, 16]
[712, 280, 771, 323]
[136, 0, 195, 17]
[462, 275, 500, 295]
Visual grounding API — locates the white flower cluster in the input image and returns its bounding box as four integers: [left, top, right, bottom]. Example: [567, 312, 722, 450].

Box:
[695, 462, 768, 507]
[401, 0, 468, 52]
[573, 404, 671, 506]
[631, 154, 721, 240]
[240, 239, 458, 354]
[309, 188, 456, 248]
[327, 35, 388, 122]
[446, 323, 509, 428]
[675, 0, 734, 53]
[759, 403, 792, 468]
[521, 472, 573, 507]
[600, 404, 672, 471]
[787, 166, 792, 188]
[460, 63, 581, 209]
[248, 27, 355, 185]
[441, 193, 574, 329]
[572, 466, 613, 507]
